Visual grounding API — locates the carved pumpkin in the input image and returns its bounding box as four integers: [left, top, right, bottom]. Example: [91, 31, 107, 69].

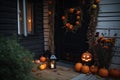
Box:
[74, 62, 83, 72]
[99, 68, 109, 77]
[90, 65, 98, 74]
[40, 56, 46, 62]
[109, 68, 120, 78]
[39, 63, 47, 70]
[81, 51, 92, 62]
[81, 65, 90, 74]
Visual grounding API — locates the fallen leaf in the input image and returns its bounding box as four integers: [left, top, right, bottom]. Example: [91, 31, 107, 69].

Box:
[32, 68, 36, 72]
[36, 72, 41, 76]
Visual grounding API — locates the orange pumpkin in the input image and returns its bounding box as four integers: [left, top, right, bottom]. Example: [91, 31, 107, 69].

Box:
[40, 56, 46, 62]
[69, 25, 73, 30]
[76, 16, 81, 20]
[109, 68, 120, 78]
[75, 21, 80, 25]
[90, 65, 98, 74]
[103, 46, 109, 49]
[65, 23, 71, 27]
[69, 8, 74, 13]
[81, 51, 92, 62]
[95, 0, 100, 3]
[74, 62, 83, 72]
[39, 63, 47, 70]
[61, 16, 65, 20]
[81, 65, 90, 74]
[99, 68, 109, 77]
[35, 60, 40, 64]
[48, 11, 52, 15]
[76, 10, 81, 14]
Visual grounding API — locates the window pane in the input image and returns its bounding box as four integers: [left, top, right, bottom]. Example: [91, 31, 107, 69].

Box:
[26, 0, 33, 34]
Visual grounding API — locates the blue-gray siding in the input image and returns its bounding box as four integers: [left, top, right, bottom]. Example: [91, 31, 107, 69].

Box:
[96, 0, 120, 69]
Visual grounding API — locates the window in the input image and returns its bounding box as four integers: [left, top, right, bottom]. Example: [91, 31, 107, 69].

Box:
[17, 0, 33, 36]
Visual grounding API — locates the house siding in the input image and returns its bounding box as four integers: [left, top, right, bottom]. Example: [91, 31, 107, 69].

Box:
[19, 0, 44, 59]
[0, 0, 17, 36]
[0, 0, 44, 59]
[96, 0, 120, 69]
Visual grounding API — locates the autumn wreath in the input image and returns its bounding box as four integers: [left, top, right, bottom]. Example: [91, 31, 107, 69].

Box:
[61, 7, 82, 32]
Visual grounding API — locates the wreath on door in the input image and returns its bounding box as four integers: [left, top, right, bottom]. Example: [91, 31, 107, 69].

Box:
[61, 7, 82, 32]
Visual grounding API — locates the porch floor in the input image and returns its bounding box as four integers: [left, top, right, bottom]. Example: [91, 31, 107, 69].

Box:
[31, 61, 115, 80]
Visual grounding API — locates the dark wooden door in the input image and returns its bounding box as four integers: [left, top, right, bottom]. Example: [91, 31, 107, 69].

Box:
[55, 0, 89, 62]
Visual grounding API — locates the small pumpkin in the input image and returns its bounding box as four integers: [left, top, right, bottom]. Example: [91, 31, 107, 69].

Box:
[74, 62, 83, 72]
[35, 60, 40, 64]
[81, 65, 90, 74]
[103, 46, 109, 49]
[95, 0, 100, 3]
[39, 63, 47, 70]
[48, 11, 52, 15]
[40, 56, 46, 62]
[76, 10, 81, 14]
[75, 21, 80, 25]
[90, 65, 98, 74]
[69, 8, 74, 13]
[99, 68, 109, 77]
[109, 68, 120, 78]
[81, 51, 92, 62]
[61, 16, 66, 20]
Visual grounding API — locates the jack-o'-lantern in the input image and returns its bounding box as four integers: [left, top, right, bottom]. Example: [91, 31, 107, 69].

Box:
[81, 51, 92, 62]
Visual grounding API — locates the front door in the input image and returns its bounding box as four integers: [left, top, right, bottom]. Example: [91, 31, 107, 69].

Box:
[54, 0, 89, 63]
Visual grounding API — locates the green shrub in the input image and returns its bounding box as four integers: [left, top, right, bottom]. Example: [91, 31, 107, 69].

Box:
[0, 36, 34, 80]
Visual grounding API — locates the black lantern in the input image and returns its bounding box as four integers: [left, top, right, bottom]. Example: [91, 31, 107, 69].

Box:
[49, 54, 57, 69]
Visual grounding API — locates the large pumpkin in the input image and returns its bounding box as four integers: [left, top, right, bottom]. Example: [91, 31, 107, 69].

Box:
[90, 65, 98, 74]
[40, 56, 46, 62]
[74, 62, 83, 72]
[109, 68, 120, 78]
[81, 51, 92, 62]
[81, 65, 90, 74]
[99, 68, 109, 77]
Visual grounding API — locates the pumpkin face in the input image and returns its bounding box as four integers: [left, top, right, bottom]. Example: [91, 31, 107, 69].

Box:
[39, 63, 47, 70]
[81, 52, 92, 62]
[90, 65, 98, 74]
[109, 68, 120, 78]
[40, 56, 46, 62]
[81, 65, 90, 74]
[99, 68, 109, 77]
[74, 62, 83, 72]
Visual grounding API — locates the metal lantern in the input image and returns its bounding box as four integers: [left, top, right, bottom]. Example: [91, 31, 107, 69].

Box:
[81, 51, 92, 62]
[49, 54, 57, 69]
